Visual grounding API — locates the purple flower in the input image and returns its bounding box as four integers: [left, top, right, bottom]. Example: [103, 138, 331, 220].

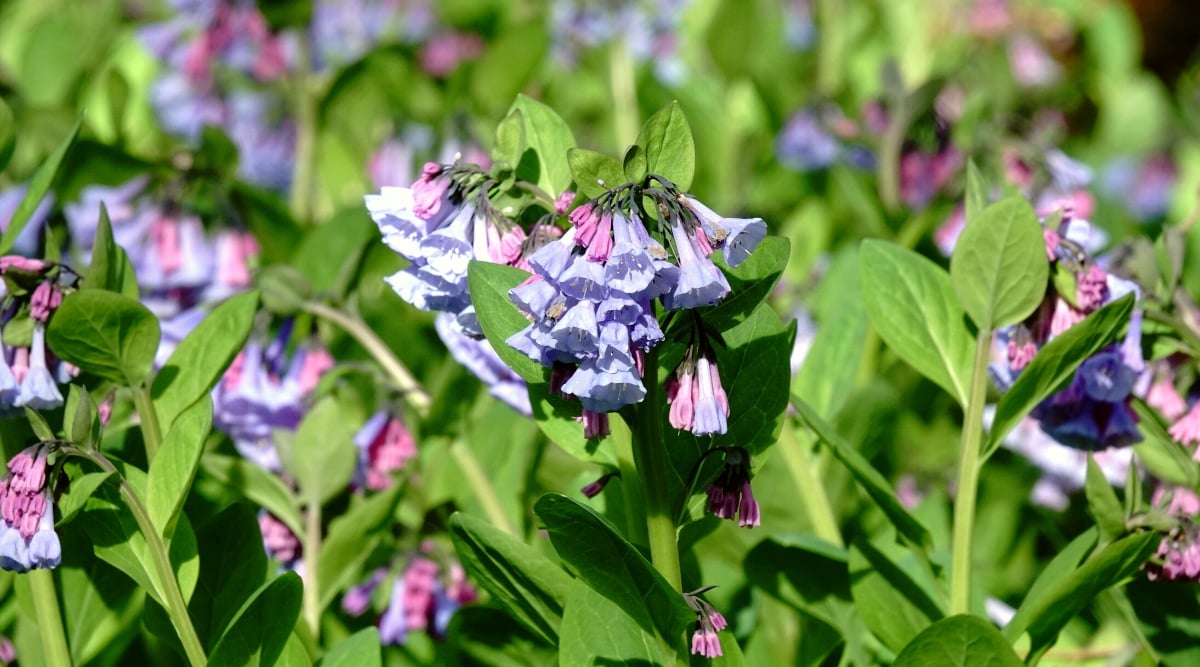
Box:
[776, 110, 841, 171]
[342, 567, 387, 617]
[661, 216, 729, 310]
[0, 444, 60, 572]
[581, 471, 617, 498]
[666, 351, 729, 436]
[680, 195, 767, 268]
[353, 410, 416, 491]
[684, 590, 727, 659]
[258, 510, 302, 571]
[705, 447, 759, 528]
[15, 325, 62, 411]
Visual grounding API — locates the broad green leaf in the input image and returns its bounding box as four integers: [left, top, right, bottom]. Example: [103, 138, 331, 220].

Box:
[893, 615, 1022, 667]
[57, 471, 113, 524]
[849, 539, 944, 653]
[316, 628, 381, 667]
[1004, 529, 1159, 653]
[1085, 455, 1125, 544]
[200, 453, 304, 537]
[1132, 399, 1200, 486]
[534, 494, 694, 651]
[964, 160, 986, 223]
[704, 236, 791, 330]
[493, 108, 526, 169]
[508, 95, 575, 197]
[634, 101, 695, 191]
[1004, 528, 1096, 643]
[152, 290, 260, 429]
[207, 573, 303, 667]
[622, 144, 647, 184]
[57, 542, 140, 665]
[147, 399, 213, 541]
[187, 504, 269, 652]
[860, 239, 973, 406]
[985, 294, 1135, 457]
[1127, 577, 1200, 667]
[85, 203, 139, 299]
[558, 580, 664, 665]
[792, 396, 932, 550]
[793, 247, 866, 419]
[289, 396, 359, 505]
[950, 195, 1048, 330]
[277, 634, 313, 667]
[529, 381, 617, 465]
[450, 511, 573, 646]
[467, 260, 544, 383]
[0, 98, 13, 172]
[47, 290, 161, 388]
[24, 406, 54, 441]
[0, 116, 79, 255]
[470, 24, 548, 115]
[317, 482, 405, 610]
[567, 148, 624, 199]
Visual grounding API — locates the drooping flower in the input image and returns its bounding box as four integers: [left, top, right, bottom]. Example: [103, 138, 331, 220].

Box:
[666, 350, 729, 437]
[258, 510, 302, 572]
[15, 324, 63, 411]
[580, 471, 618, 499]
[705, 447, 760, 528]
[684, 589, 727, 659]
[378, 555, 477, 645]
[342, 567, 387, 617]
[1145, 486, 1200, 582]
[353, 410, 417, 491]
[0, 444, 61, 572]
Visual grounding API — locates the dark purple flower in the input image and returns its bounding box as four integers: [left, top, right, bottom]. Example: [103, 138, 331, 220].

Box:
[0, 444, 60, 572]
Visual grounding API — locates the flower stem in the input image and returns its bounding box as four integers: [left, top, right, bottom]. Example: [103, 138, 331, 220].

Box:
[632, 347, 682, 590]
[302, 301, 431, 416]
[609, 38, 638, 148]
[450, 441, 518, 536]
[133, 384, 163, 463]
[779, 426, 844, 548]
[28, 569, 71, 667]
[302, 500, 322, 636]
[949, 329, 992, 615]
[289, 37, 318, 223]
[68, 447, 207, 667]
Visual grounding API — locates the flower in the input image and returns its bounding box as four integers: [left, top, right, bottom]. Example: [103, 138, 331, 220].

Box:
[705, 447, 760, 528]
[0, 444, 61, 572]
[258, 510, 302, 572]
[353, 410, 417, 491]
[14, 324, 63, 411]
[1146, 487, 1200, 582]
[342, 567, 387, 617]
[666, 351, 729, 436]
[378, 555, 476, 645]
[684, 589, 727, 659]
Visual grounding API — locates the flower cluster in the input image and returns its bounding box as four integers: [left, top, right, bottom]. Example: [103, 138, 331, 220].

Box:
[666, 343, 729, 436]
[507, 180, 765, 437]
[1145, 486, 1200, 582]
[259, 510, 303, 573]
[0, 444, 61, 572]
[990, 209, 1144, 450]
[0, 258, 79, 413]
[684, 588, 727, 659]
[352, 409, 417, 491]
[704, 447, 760, 528]
[343, 548, 477, 645]
[548, 0, 690, 86]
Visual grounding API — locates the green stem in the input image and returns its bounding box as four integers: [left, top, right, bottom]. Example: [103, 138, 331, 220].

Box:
[289, 37, 318, 223]
[779, 427, 844, 548]
[613, 430, 649, 547]
[28, 569, 71, 667]
[302, 500, 322, 636]
[133, 384, 163, 463]
[302, 301, 431, 416]
[609, 38, 638, 148]
[631, 347, 682, 590]
[1145, 308, 1200, 357]
[69, 448, 207, 667]
[450, 441, 517, 536]
[949, 329, 992, 615]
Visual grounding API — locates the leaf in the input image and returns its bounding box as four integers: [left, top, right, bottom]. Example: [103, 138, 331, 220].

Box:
[85, 203, 139, 299]
[57, 471, 113, 524]
[57, 541, 140, 665]
[792, 396, 932, 550]
[0, 116, 79, 255]
[704, 236, 791, 330]
[450, 511, 573, 646]
[849, 538, 944, 653]
[288, 396, 359, 505]
[206, 573, 303, 667]
[63, 384, 96, 448]
[469, 23, 547, 114]
[467, 260, 544, 384]
[534, 494, 694, 652]
[964, 160, 987, 223]
[200, 453, 304, 537]
[46, 290, 161, 388]
[1127, 577, 1200, 667]
[152, 290, 259, 430]
[0, 97, 14, 173]
[187, 504, 269, 652]
[1085, 455, 1126, 544]
[24, 406, 54, 441]
[984, 294, 1135, 457]
[566, 148, 625, 199]
[793, 249, 866, 419]
[1004, 530, 1159, 653]
[316, 628, 381, 667]
[558, 579, 665, 666]
[950, 195, 1049, 330]
[508, 95, 576, 197]
[528, 381, 617, 465]
[317, 482, 405, 610]
[492, 108, 526, 169]
[622, 144, 647, 184]
[1132, 398, 1200, 486]
[893, 615, 1022, 667]
[860, 240, 973, 406]
[634, 101, 695, 191]
[147, 399, 212, 541]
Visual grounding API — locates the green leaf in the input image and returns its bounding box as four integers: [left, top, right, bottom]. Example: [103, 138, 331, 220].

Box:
[964, 160, 987, 223]
[288, 396, 359, 505]
[317, 482, 405, 610]
[200, 453, 303, 537]
[316, 628, 381, 667]
[849, 539, 944, 653]
[492, 108, 526, 169]
[1004, 530, 1159, 652]
[794, 248, 867, 418]
[57, 470, 113, 524]
[507, 95, 575, 197]
[566, 148, 625, 199]
[24, 406, 54, 441]
[622, 145, 647, 184]
[207, 573, 303, 667]
[1085, 455, 1126, 544]
[46, 290, 161, 388]
[1127, 577, 1200, 667]
[85, 203, 139, 298]
[147, 399, 212, 541]
[467, 260, 544, 383]
[534, 494, 694, 652]
[450, 511, 573, 646]
[704, 236, 791, 330]
[950, 195, 1048, 330]
[57, 540, 140, 665]
[152, 290, 259, 429]
[471, 25, 548, 115]
[1132, 398, 1200, 486]
[860, 240, 973, 405]
[985, 294, 1135, 457]
[187, 504, 269, 651]
[0, 116, 80, 255]
[792, 396, 932, 550]
[63, 384, 96, 448]
[893, 615, 1022, 667]
[558, 579, 664, 665]
[634, 101, 695, 191]
[0, 97, 14, 173]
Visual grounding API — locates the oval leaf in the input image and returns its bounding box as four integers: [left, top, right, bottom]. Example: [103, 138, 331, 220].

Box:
[467, 259, 544, 384]
[634, 101, 695, 191]
[47, 290, 161, 388]
[894, 615, 1022, 667]
[207, 573, 303, 667]
[147, 398, 213, 541]
[950, 195, 1048, 330]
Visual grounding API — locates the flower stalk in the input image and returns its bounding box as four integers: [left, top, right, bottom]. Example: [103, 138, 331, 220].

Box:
[949, 329, 993, 615]
[631, 347, 683, 590]
[28, 568, 71, 667]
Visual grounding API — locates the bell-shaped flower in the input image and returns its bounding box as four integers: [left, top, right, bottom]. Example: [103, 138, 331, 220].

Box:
[680, 195, 767, 268]
[0, 444, 60, 572]
[661, 217, 729, 310]
[15, 325, 62, 410]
